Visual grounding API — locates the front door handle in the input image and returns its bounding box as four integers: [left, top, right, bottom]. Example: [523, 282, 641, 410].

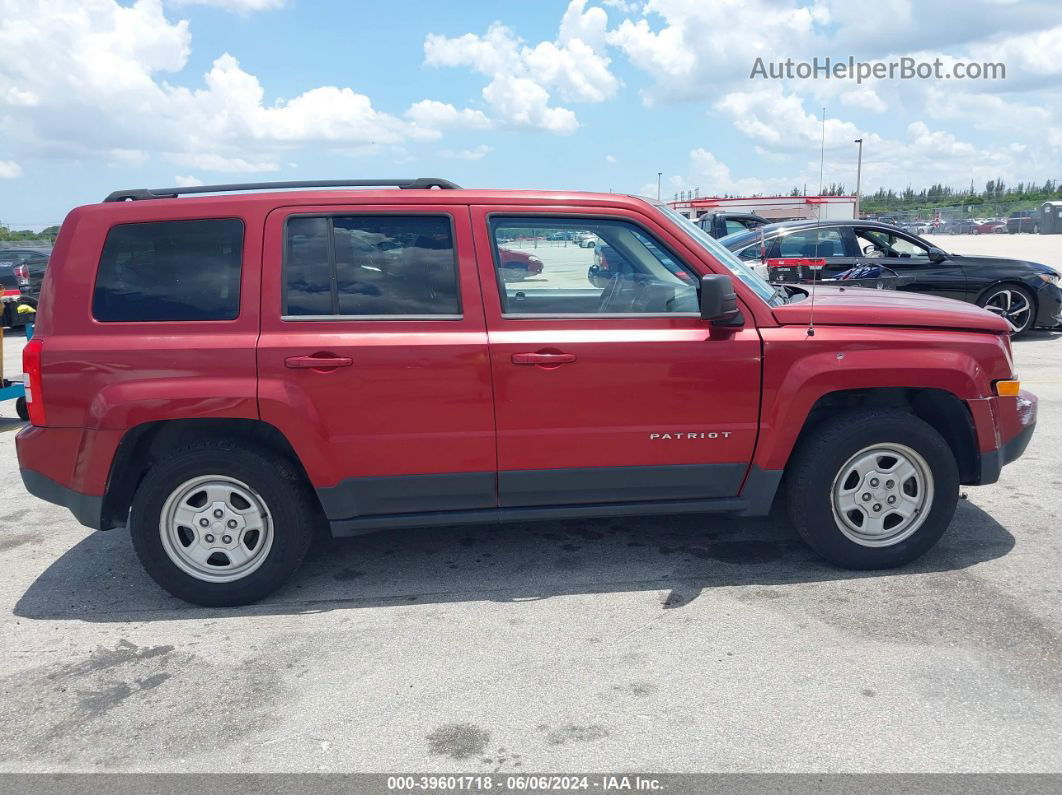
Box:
[511, 352, 577, 366]
[285, 354, 353, 369]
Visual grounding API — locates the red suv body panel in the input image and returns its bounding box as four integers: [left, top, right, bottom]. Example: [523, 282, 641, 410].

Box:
[256, 203, 497, 518]
[15, 188, 1036, 533]
[470, 203, 762, 506]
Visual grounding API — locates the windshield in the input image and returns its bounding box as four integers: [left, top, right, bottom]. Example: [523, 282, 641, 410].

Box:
[656, 205, 779, 306]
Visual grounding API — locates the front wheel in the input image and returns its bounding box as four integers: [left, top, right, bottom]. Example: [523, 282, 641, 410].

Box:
[130, 440, 316, 606]
[786, 410, 959, 569]
[979, 284, 1035, 336]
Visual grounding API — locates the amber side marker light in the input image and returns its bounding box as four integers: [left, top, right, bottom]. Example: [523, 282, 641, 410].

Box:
[995, 380, 1021, 397]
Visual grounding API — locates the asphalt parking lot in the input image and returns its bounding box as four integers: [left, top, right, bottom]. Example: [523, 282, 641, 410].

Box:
[0, 245, 1060, 773]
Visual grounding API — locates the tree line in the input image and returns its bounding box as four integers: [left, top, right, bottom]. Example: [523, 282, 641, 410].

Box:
[0, 224, 60, 243]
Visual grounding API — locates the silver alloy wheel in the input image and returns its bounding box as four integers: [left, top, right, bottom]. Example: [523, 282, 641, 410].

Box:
[982, 288, 1032, 333]
[830, 443, 934, 547]
[159, 474, 273, 583]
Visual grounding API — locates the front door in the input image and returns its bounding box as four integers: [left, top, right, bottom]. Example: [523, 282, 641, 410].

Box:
[257, 204, 496, 521]
[851, 227, 968, 301]
[472, 206, 762, 508]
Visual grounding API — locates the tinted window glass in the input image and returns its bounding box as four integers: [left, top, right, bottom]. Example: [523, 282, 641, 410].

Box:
[776, 228, 845, 258]
[93, 219, 243, 322]
[285, 217, 333, 315]
[856, 229, 929, 259]
[284, 216, 460, 317]
[490, 217, 698, 315]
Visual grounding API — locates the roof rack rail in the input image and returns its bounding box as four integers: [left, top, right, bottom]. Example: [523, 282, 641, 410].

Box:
[103, 177, 462, 203]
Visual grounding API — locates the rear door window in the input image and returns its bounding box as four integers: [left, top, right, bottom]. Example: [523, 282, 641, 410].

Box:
[93, 219, 244, 322]
[775, 228, 846, 258]
[283, 215, 460, 318]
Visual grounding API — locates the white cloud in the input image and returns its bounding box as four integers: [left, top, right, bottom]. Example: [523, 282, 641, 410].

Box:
[839, 87, 887, 113]
[169, 0, 287, 11]
[0, 160, 21, 178]
[167, 152, 279, 172]
[423, 1, 618, 133]
[173, 175, 204, 186]
[714, 86, 873, 153]
[601, 0, 642, 12]
[406, 100, 491, 132]
[0, 0, 490, 172]
[439, 144, 493, 160]
[606, 154, 616, 163]
[481, 73, 579, 134]
[607, 0, 826, 103]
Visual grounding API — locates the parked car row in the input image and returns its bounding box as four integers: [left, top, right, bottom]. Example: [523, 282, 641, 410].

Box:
[720, 219, 1061, 335]
[891, 211, 1041, 236]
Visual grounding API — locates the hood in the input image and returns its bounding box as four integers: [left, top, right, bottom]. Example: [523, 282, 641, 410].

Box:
[772, 286, 1010, 333]
[955, 254, 1059, 277]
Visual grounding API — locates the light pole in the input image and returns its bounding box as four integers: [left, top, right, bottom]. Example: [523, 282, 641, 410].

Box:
[657, 172, 662, 201]
[853, 138, 863, 219]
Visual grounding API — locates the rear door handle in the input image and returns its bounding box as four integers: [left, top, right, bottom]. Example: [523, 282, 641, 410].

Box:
[285, 354, 353, 369]
[511, 352, 577, 366]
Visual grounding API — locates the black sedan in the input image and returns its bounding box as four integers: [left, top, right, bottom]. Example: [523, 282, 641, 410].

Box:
[721, 220, 1062, 335]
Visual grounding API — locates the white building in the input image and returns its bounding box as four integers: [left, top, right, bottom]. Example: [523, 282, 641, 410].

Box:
[668, 195, 857, 222]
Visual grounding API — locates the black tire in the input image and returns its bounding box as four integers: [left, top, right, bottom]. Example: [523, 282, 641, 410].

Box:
[978, 284, 1035, 336]
[129, 439, 316, 606]
[786, 409, 959, 570]
[15, 396, 27, 421]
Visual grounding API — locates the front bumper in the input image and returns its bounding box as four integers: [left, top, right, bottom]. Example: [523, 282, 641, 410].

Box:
[1034, 282, 1062, 328]
[976, 390, 1037, 485]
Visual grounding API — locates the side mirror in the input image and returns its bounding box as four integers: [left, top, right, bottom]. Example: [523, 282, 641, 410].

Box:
[928, 247, 947, 263]
[699, 274, 743, 326]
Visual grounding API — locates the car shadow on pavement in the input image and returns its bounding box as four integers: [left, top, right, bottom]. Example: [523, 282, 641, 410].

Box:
[13, 497, 1016, 622]
[0, 416, 25, 433]
[1016, 329, 1062, 343]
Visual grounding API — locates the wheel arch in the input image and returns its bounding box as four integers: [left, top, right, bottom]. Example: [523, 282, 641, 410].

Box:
[101, 418, 318, 530]
[975, 279, 1037, 307]
[975, 279, 1039, 333]
[788, 387, 980, 485]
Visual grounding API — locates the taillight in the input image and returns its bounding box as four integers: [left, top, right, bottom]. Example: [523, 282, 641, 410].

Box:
[22, 337, 45, 426]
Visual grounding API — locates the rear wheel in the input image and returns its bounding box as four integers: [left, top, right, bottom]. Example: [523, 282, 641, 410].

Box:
[14, 397, 27, 421]
[786, 410, 959, 569]
[979, 284, 1035, 335]
[129, 440, 315, 606]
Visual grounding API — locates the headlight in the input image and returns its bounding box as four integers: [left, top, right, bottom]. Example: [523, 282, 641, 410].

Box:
[1039, 272, 1060, 285]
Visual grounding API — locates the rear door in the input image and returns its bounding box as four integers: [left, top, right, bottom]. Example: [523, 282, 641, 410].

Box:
[472, 205, 762, 508]
[256, 204, 496, 522]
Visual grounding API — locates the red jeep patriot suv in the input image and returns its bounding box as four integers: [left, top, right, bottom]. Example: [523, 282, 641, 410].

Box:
[17, 178, 1037, 606]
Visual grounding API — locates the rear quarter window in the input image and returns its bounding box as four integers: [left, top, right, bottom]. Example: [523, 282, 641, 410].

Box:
[92, 219, 244, 322]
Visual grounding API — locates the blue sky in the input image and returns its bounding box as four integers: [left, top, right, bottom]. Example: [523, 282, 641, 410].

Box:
[1, 0, 1061, 228]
